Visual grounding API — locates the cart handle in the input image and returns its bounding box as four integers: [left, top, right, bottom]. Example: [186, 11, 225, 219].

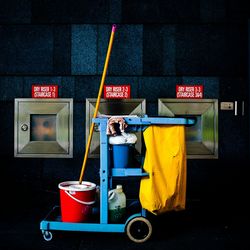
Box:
[65, 191, 95, 205]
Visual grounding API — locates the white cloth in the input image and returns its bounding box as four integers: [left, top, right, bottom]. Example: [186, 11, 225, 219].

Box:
[109, 132, 137, 145]
[106, 117, 128, 136]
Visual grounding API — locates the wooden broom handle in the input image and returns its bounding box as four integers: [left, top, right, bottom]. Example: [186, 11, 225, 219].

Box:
[79, 24, 117, 184]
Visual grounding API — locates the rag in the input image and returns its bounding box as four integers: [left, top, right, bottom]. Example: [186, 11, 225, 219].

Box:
[106, 117, 128, 136]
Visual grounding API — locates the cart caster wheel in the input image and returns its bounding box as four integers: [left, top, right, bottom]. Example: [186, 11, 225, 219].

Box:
[126, 217, 152, 243]
[43, 231, 53, 241]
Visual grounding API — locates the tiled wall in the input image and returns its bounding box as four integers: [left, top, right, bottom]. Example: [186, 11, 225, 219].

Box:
[0, 0, 249, 207]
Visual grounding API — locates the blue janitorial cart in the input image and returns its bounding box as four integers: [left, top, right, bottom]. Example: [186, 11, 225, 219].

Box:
[40, 116, 195, 243]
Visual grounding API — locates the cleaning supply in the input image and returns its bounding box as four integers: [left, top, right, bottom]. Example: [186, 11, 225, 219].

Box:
[79, 24, 117, 183]
[109, 132, 137, 144]
[139, 125, 187, 215]
[106, 117, 128, 136]
[58, 181, 96, 222]
[109, 133, 137, 168]
[108, 185, 126, 223]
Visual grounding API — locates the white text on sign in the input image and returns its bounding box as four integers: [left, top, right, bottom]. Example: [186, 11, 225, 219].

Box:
[32, 85, 58, 98]
[176, 85, 203, 99]
[104, 85, 131, 99]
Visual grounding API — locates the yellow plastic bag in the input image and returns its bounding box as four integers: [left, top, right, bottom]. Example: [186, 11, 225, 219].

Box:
[139, 125, 187, 215]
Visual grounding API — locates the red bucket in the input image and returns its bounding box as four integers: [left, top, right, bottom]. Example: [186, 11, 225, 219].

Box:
[58, 181, 96, 223]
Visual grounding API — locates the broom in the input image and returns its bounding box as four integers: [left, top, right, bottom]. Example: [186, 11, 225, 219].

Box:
[79, 24, 117, 184]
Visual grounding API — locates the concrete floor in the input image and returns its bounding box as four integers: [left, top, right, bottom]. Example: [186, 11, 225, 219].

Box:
[0, 186, 249, 250]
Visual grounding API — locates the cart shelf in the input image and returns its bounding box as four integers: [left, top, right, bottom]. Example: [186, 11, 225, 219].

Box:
[111, 168, 148, 177]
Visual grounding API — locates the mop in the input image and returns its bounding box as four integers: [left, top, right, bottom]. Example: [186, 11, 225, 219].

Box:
[79, 24, 117, 184]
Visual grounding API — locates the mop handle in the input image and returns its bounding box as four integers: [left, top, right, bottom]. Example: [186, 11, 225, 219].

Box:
[79, 24, 117, 184]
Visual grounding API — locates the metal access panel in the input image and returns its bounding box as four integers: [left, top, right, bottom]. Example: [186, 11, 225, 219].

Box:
[86, 98, 146, 158]
[158, 99, 218, 159]
[14, 98, 73, 158]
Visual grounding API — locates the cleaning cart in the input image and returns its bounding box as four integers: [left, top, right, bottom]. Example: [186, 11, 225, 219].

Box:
[40, 115, 195, 243]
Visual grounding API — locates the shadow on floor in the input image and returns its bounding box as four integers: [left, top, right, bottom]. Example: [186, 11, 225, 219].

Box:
[0, 185, 249, 250]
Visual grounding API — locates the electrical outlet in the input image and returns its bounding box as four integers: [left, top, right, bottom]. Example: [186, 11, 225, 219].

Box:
[220, 102, 234, 110]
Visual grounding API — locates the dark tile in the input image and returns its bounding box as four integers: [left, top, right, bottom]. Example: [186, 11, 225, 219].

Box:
[226, 0, 250, 22]
[176, 24, 247, 76]
[151, 24, 173, 76]
[122, 0, 200, 23]
[42, 157, 99, 188]
[176, 25, 210, 75]
[162, 25, 176, 75]
[0, 0, 31, 24]
[207, 25, 247, 77]
[143, 25, 164, 75]
[108, 0, 122, 23]
[70, 0, 108, 24]
[249, 21, 250, 83]
[53, 25, 71, 75]
[0, 77, 23, 100]
[98, 25, 143, 75]
[11, 158, 44, 183]
[143, 25, 176, 76]
[97, 25, 113, 74]
[219, 77, 247, 99]
[74, 76, 100, 101]
[73, 103, 101, 182]
[138, 77, 181, 102]
[61, 77, 75, 98]
[42, 158, 83, 186]
[182, 77, 219, 98]
[31, 0, 108, 23]
[73, 102, 86, 157]
[200, 0, 226, 23]
[206, 26, 228, 75]
[145, 102, 158, 116]
[71, 25, 97, 75]
[219, 112, 248, 160]
[0, 102, 14, 156]
[0, 26, 53, 74]
[31, 0, 72, 23]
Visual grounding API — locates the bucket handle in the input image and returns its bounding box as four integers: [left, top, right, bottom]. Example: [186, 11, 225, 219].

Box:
[65, 191, 95, 205]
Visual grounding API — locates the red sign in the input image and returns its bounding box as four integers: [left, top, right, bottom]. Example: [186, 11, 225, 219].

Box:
[104, 85, 131, 99]
[176, 85, 203, 99]
[32, 85, 58, 98]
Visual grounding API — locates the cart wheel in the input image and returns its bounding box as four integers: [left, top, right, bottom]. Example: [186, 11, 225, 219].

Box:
[43, 231, 53, 241]
[126, 217, 152, 243]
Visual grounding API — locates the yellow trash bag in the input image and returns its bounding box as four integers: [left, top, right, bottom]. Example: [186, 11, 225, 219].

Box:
[139, 125, 187, 215]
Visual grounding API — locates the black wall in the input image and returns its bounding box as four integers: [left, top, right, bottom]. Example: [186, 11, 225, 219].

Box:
[0, 0, 249, 214]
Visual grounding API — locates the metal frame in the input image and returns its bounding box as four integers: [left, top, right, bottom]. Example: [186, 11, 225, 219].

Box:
[40, 116, 195, 237]
[158, 98, 218, 159]
[85, 98, 146, 158]
[14, 98, 73, 158]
